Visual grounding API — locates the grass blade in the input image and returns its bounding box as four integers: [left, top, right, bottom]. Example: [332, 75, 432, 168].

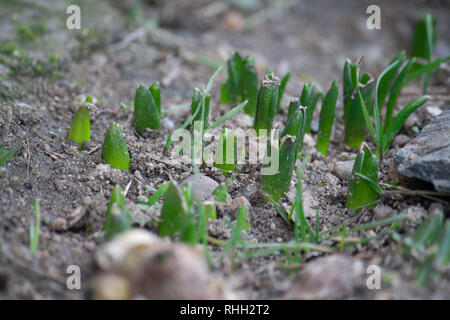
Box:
[385, 58, 416, 130]
[207, 100, 248, 131]
[382, 95, 430, 152]
[316, 80, 338, 156]
[0, 134, 26, 166]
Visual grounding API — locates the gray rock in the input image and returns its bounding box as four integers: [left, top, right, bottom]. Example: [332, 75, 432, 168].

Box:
[181, 174, 219, 200]
[373, 205, 394, 221]
[333, 160, 354, 180]
[394, 110, 450, 192]
[286, 255, 364, 299]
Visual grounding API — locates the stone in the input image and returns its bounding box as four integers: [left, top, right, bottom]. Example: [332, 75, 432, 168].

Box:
[50, 217, 67, 231]
[373, 205, 394, 221]
[394, 109, 450, 192]
[286, 255, 364, 299]
[333, 160, 354, 180]
[181, 174, 219, 200]
[392, 134, 410, 148]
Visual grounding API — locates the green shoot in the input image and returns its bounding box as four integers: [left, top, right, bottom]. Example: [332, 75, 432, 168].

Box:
[147, 181, 171, 207]
[0, 134, 26, 166]
[316, 80, 339, 156]
[212, 183, 228, 203]
[213, 128, 237, 176]
[287, 97, 301, 121]
[104, 185, 132, 240]
[101, 123, 130, 170]
[261, 136, 295, 200]
[301, 82, 321, 134]
[345, 143, 380, 212]
[277, 72, 291, 112]
[281, 105, 307, 156]
[221, 206, 248, 272]
[410, 13, 436, 93]
[262, 106, 306, 200]
[399, 210, 449, 286]
[343, 59, 374, 148]
[254, 69, 280, 136]
[158, 182, 188, 237]
[191, 87, 210, 132]
[67, 104, 90, 149]
[220, 52, 259, 116]
[29, 199, 40, 254]
[134, 82, 161, 136]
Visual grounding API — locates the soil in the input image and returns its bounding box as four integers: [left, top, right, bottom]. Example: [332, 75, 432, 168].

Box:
[0, 0, 449, 299]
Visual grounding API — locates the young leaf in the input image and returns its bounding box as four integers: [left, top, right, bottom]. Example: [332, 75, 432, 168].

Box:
[0, 134, 26, 166]
[344, 71, 374, 149]
[67, 104, 90, 149]
[261, 136, 296, 200]
[191, 88, 210, 131]
[316, 80, 338, 156]
[214, 128, 237, 175]
[375, 52, 405, 113]
[158, 182, 188, 237]
[101, 123, 130, 170]
[345, 143, 379, 211]
[204, 66, 222, 96]
[300, 83, 320, 134]
[385, 58, 416, 130]
[134, 85, 161, 136]
[149, 81, 161, 114]
[410, 13, 436, 93]
[104, 185, 132, 240]
[436, 220, 450, 267]
[281, 105, 307, 157]
[254, 70, 280, 136]
[287, 97, 301, 120]
[382, 95, 430, 152]
[404, 55, 450, 86]
[29, 199, 40, 254]
[147, 181, 171, 206]
[277, 72, 291, 112]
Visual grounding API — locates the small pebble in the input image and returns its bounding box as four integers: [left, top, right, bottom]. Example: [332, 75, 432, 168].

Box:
[50, 217, 67, 231]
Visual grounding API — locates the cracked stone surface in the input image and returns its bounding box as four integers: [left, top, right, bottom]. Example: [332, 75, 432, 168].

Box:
[395, 109, 450, 192]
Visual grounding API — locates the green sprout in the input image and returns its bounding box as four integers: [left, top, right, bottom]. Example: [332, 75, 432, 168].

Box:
[301, 82, 321, 134]
[213, 128, 237, 176]
[277, 72, 291, 112]
[254, 69, 280, 136]
[29, 199, 40, 254]
[287, 97, 301, 120]
[410, 13, 436, 93]
[261, 106, 306, 200]
[316, 80, 339, 156]
[165, 67, 247, 163]
[134, 81, 162, 136]
[220, 52, 259, 116]
[0, 134, 26, 166]
[67, 102, 91, 150]
[358, 54, 431, 161]
[345, 143, 381, 212]
[191, 87, 210, 132]
[158, 182, 188, 238]
[397, 210, 450, 285]
[343, 59, 374, 148]
[104, 185, 132, 240]
[158, 180, 211, 246]
[101, 123, 130, 170]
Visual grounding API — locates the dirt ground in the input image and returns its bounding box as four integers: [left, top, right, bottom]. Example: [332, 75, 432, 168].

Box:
[0, 0, 449, 299]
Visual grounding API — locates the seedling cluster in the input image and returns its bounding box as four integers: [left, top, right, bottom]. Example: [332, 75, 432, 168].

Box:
[58, 13, 449, 283]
